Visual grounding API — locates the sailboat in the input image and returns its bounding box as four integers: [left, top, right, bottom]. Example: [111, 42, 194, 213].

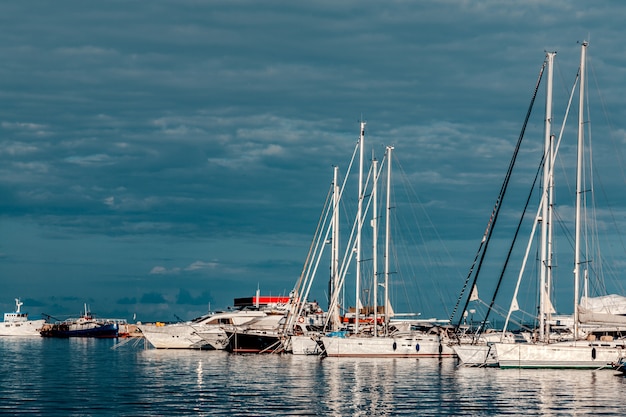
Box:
[285, 164, 342, 356]
[450, 55, 550, 366]
[320, 122, 456, 358]
[494, 41, 626, 369]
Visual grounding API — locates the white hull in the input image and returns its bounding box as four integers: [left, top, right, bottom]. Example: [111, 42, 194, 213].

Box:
[194, 327, 229, 350]
[452, 331, 519, 366]
[495, 340, 626, 369]
[453, 344, 498, 366]
[0, 319, 45, 336]
[137, 323, 215, 349]
[289, 334, 323, 355]
[321, 333, 456, 358]
[138, 310, 269, 349]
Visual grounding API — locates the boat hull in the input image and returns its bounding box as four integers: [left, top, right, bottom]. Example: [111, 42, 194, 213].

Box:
[137, 323, 217, 349]
[453, 344, 499, 367]
[321, 334, 456, 358]
[40, 323, 119, 338]
[289, 334, 324, 355]
[0, 319, 46, 337]
[225, 331, 283, 353]
[495, 341, 626, 369]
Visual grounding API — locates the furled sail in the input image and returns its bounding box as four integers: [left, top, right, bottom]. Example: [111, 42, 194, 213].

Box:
[578, 294, 626, 325]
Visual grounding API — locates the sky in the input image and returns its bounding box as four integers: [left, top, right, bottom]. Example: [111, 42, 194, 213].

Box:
[1, 1, 626, 324]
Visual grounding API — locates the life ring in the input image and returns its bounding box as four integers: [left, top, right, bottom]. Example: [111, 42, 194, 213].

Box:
[298, 317, 305, 323]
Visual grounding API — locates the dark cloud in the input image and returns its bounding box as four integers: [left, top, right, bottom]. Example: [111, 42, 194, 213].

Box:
[116, 297, 137, 305]
[1, 1, 625, 321]
[140, 292, 168, 304]
[175, 288, 213, 306]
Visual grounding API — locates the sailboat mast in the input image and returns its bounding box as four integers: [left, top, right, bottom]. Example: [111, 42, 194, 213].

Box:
[372, 157, 379, 337]
[331, 166, 341, 329]
[547, 132, 555, 331]
[355, 121, 366, 333]
[574, 41, 588, 339]
[384, 146, 393, 336]
[540, 51, 555, 342]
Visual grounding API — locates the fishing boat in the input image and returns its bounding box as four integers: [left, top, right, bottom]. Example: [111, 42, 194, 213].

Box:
[40, 304, 120, 338]
[494, 42, 626, 369]
[0, 298, 46, 337]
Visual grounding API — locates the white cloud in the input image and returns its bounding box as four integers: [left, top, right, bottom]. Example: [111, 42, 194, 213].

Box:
[185, 260, 218, 271]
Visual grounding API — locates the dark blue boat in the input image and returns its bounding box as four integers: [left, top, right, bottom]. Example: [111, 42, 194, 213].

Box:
[40, 304, 121, 338]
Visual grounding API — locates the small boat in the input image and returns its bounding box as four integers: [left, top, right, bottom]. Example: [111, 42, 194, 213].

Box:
[40, 304, 120, 338]
[611, 357, 626, 374]
[0, 298, 46, 337]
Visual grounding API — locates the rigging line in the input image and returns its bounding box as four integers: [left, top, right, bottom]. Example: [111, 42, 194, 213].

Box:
[479, 142, 545, 338]
[290, 178, 334, 303]
[450, 59, 547, 327]
[457, 59, 546, 328]
[394, 156, 458, 317]
[473, 297, 534, 332]
[589, 54, 626, 186]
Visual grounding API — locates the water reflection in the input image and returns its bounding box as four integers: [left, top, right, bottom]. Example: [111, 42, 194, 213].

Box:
[1, 339, 626, 416]
[454, 366, 626, 416]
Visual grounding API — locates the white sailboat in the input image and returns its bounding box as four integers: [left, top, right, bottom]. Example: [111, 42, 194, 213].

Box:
[495, 41, 626, 369]
[285, 164, 343, 355]
[450, 55, 552, 366]
[0, 298, 45, 337]
[320, 123, 455, 358]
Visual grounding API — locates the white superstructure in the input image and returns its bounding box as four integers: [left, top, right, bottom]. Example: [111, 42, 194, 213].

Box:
[0, 298, 45, 337]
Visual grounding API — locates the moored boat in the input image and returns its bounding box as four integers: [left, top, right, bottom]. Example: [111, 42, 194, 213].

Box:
[0, 298, 46, 337]
[611, 357, 626, 374]
[321, 322, 457, 358]
[40, 304, 121, 338]
[224, 313, 287, 353]
[138, 294, 291, 349]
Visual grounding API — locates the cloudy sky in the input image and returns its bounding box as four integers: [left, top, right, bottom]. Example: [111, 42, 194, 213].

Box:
[2, 1, 626, 324]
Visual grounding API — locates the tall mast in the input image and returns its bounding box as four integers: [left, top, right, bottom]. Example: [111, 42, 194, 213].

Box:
[384, 146, 394, 336]
[574, 41, 588, 339]
[355, 121, 365, 333]
[331, 166, 341, 329]
[539, 51, 555, 342]
[546, 132, 555, 333]
[372, 157, 379, 337]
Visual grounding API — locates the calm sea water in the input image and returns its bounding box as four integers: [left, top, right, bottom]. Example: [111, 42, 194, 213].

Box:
[1, 337, 626, 416]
